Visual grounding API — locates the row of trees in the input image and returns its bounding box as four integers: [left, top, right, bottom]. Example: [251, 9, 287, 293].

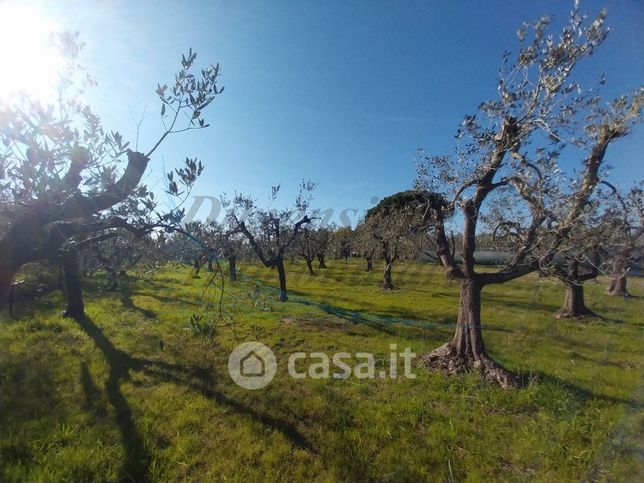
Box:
[153, 177, 640, 319]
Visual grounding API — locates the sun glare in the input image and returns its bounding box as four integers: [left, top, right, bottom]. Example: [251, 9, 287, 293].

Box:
[0, 3, 64, 103]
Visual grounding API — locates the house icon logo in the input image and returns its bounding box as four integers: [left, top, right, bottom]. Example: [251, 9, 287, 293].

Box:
[228, 342, 277, 389]
[240, 350, 265, 377]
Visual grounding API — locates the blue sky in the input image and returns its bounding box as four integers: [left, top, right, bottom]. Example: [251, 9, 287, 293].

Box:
[30, 0, 644, 225]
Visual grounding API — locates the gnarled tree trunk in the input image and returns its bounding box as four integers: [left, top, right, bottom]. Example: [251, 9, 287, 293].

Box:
[422, 278, 515, 388]
[63, 249, 85, 320]
[105, 267, 118, 291]
[1, 149, 150, 310]
[276, 258, 288, 301]
[607, 256, 630, 297]
[317, 254, 327, 268]
[382, 262, 394, 289]
[608, 275, 628, 297]
[305, 258, 316, 276]
[0, 213, 46, 308]
[228, 255, 237, 281]
[365, 257, 373, 271]
[556, 282, 596, 318]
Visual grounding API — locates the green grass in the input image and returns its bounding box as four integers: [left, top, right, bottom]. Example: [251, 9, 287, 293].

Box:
[1, 260, 643, 481]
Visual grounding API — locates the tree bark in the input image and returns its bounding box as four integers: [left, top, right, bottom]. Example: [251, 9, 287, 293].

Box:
[452, 279, 485, 358]
[105, 267, 118, 291]
[0, 214, 45, 307]
[193, 257, 201, 277]
[607, 275, 628, 297]
[305, 259, 316, 276]
[317, 254, 327, 269]
[382, 262, 394, 289]
[607, 256, 630, 297]
[556, 283, 596, 318]
[422, 278, 515, 388]
[365, 257, 373, 272]
[276, 258, 288, 301]
[63, 249, 85, 320]
[228, 255, 237, 281]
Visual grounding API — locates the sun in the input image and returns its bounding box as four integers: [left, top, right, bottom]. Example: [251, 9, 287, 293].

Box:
[0, 2, 64, 103]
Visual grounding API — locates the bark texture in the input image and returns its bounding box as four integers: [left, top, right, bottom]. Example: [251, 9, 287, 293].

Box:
[555, 283, 596, 318]
[317, 254, 327, 269]
[607, 275, 629, 297]
[421, 279, 516, 388]
[305, 259, 316, 276]
[382, 262, 394, 289]
[276, 259, 288, 301]
[63, 249, 85, 320]
[228, 255, 237, 282]
[607, 257, 630, 297]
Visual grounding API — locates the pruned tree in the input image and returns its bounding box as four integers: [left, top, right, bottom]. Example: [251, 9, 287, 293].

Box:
[209, 219, 245, 281]
[0, 34, 222, 318]
[82, 231, 148, 290]
[415, 4, 642, 386]
[354, 222, 378, 271]
[225, 181, 316, 301]
[541, 180, 636, 318]
[295, 220, 334, 275]
[183, 221, 214, 277]
[312, 222, 334, 269]
[548, 217, 604, 319]
[331, 226, 355, 262]
[357, 191, 432, 289]
[605, 183, 643, 297]
[297, 227, 318, 276]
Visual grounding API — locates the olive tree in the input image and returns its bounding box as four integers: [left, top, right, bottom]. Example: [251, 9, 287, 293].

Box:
[605, 183, 643, 297]
[297, 227, 318, 276]
[331, 226, 355, 262]
[312, 222, 334, 269]
[356, 191, 433, 289]
[354, 222, 378, 271]
[548, 215, 605, 319]
[81, 231, 148, 290]
[416, 5, 642, 386]
[208, 219, 245, 281]
[295, 220, 334, 275]
[0, 34, 222, 318]
[225, 182, 316, 301]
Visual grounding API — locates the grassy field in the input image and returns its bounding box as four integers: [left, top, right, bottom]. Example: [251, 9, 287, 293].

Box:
[0, 260, 642, 481]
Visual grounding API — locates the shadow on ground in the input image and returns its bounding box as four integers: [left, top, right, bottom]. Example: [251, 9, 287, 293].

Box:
[74, 314, 313, 480]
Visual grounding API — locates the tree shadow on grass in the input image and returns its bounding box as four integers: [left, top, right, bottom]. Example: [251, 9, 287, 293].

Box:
[76, 316, 151, 481]
[286, 294, 514, 341]
[484, 294, 560, 314]
[75, 315, 313, 480]
[132, 291, 201, 307]
[520, 370, 637, 406]
[566, 351, 636, 369]
[295, 299, 399, 335]
[118, 282, 158, 320]
[132, 360, 314, 452]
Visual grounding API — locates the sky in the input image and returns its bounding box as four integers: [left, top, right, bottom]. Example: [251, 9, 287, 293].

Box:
[3, 0, 643, 226]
